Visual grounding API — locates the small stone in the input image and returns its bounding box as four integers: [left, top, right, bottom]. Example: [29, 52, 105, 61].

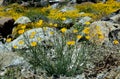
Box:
[14, 16, 31, 24]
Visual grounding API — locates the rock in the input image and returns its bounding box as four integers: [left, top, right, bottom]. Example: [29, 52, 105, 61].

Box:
[104, 66, 120, 79]
[75, 73, 86, 79]
[0, 0, 3, 6]
[49, 0, 65, 3]
[117, 0, 120, 2]
[60, 6, 76, 12]
[21, 1, 30, 7]
[0, 52, 26, 68]
[0, 42, 12, 52]
[40, 0, 49, 7]
[63, 19, 73, 24]
[78, 16, 92, 25]
[110, 14, 120, 24]
[7, 27, 57, 50]
[14, 16, 31, 24]
[71, 0, 77, 3]
[88, 21, 120, 45]
[51, 3, 59, 9]
[0, 17, 15, 38]
[96, 72, 107, 79]
[101, 9, 120, 22]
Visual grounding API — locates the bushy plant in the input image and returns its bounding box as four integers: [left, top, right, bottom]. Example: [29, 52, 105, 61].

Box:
[14, 28, 94, 77]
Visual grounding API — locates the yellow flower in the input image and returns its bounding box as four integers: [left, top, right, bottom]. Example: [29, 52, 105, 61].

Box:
[61, 18, 66, 21]
[37, 37, 42, 41]
[97, 31, 104, 39]
[36, 20, 43, 26]
[98, 35, 104, 39]
[30, 41, 37, 46]
[18, 29, 24, 34]
[50, 31, 54, 35]
[85, 35, 90, 40]
[13, 45, 18, 49]
[43, 27, 47, 31]
[77, 35, 82, 40]
[6, 38, 12, 42]
[29, 35, 34, 39]
[66, 41, 75, 45]
[49, 23, 53, 26]
[18, 40, 24, 45]
[54, 23, 58, 27]
[60, 28, 67, 33]
[82, 27, 90, 34]
[96, 26, 100, 29]
[97, 31, 103, 35]
[113, 40, 119, 45]
[85, 22, 90, 25]
[73, 29, 78, 33]
[31, 31, 36, 35]
[21, 25, 26, 29]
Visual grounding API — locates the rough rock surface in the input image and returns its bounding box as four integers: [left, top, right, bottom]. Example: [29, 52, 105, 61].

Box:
[88, 21, 120, 45]
[7, 27, 57, 50]
[14, 16, 31, 24]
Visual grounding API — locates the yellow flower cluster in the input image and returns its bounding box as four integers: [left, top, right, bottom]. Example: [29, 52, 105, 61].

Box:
[18, 29, 25, 34]
[73, 29, 78, 33]
[66, 41, 75, 45]
[36, 20, 43, 27]
[82, 27, 90, 34]
[113, 40, 119, 45]
[30, 41, 37, 47]
[60, 28, 67, 33]
[75, 1, 120, 20]
[49, 23, 58, 27]
[6, 38, 12, 42]
[18, 40, 24, 45]
[48, 9, 79, 20]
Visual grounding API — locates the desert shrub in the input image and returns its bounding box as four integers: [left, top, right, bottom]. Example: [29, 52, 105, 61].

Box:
[13, 27, 94, 77]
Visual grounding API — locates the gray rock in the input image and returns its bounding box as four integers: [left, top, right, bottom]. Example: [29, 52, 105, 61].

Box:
[51, 3, 59, 9]
[40, 0, 49, 7]
[0, 52, 26, 68]
[0, 42, 12, 52]
[7, 27, 57, 49]
[78, 16, 92, 25]
[60, 6, 76, 12]
[96, 72, 107, 79]
[0, 0, 3, 6]
[49, 0, 65, 3]
[110, 14, 120, 24]
[75, 73, 86, 79]
[21, 1, 30, 7]
[88, 21, 120, 45]
[101, 9, 120, 22]
[117, 0, 120, 2]
[14, 16, 31, 24]
[63, 19, 73, 24]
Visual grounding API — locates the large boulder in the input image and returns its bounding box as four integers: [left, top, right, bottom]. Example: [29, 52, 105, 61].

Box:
[0, 17, 15, 38]
[7, 27, 57, 50]
[110, 14, 120, 24]
[88, 21, 120, 45]
[0, 52, 25, 68]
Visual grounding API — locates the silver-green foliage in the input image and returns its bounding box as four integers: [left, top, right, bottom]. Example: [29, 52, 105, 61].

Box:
[16, 32, 92, 76]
